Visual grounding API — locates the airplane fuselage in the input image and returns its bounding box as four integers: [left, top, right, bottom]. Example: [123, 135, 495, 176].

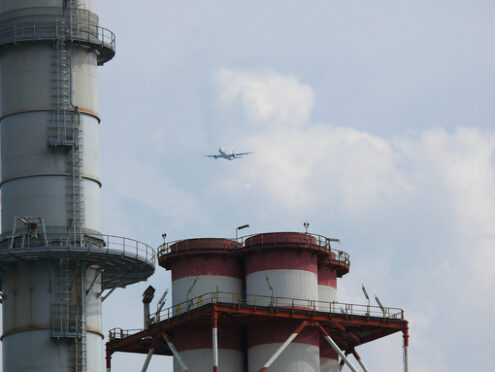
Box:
[204, 147, 253, 160]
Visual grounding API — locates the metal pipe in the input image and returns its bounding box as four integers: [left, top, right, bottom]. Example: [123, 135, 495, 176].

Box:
[163, 334, 189, 372]
[259, 321, 308, 372]
[352, 350, 370, 372]
[140, 348, 155, 372]
[318, 325, 359, 372]
[403, 327, 409, 372]
[143, 302, 150, 328]
[106, 348, 112, 372]
[212, 312, 219, 372]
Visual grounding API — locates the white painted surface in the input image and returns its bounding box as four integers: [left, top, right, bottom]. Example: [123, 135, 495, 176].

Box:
[3, 330, 70, 371]
[86, 266, 103, 333]
[317, 285, 337, 312]
[2, 262, 103, 372]
[320, 357, 339, 372]
[1, 176, 101, 233]
[248, 343, 319, 372]
[172, 275, 243, 306]
[173, 348, 244, 372]
[1, 114, 99, 180]
[246, 269, 318, 306]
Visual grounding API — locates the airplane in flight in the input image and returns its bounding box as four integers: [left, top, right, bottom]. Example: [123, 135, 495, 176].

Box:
[204, 147, 254, 160]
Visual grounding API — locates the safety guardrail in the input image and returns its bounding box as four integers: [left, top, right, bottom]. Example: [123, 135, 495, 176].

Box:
[108, 328, 144, 340]
[108, 291, 405, 341]
[157, 233, 350, 268]
[0, 233, 155, 266]
[0, 20, 115, 51]
[153, 291, 404, 323]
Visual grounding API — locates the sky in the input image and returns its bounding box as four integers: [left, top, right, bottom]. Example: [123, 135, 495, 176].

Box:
[93, 1, 495, 370]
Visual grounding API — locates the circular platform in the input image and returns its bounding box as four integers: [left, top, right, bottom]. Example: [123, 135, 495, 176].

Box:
[0, 20, 116, 65]
[0, 234, 155, 289]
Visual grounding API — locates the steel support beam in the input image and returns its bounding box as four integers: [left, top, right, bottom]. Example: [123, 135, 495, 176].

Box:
[106, 348, 112, 372]
[352, 350, 370, 372]
[163, 334, 189, 371]
[212, 311, 219, 372]
[100, 287, 116, 302]
[141, 348, 155, 372]
[318, 324, 359, 372]
[403, 327, 409, 372]
[259, 321, 308, 372]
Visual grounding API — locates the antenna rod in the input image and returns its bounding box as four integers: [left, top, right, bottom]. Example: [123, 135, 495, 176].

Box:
[374, 295, 386, 316]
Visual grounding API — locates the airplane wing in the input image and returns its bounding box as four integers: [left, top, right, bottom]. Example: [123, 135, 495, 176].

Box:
[234, 152, 254, 157]
[203, 155, 220, 159]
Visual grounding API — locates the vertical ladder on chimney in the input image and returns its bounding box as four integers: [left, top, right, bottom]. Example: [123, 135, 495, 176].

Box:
[65, 109, 84, 244]
[48, 16, 85, 245]
[47, 3, 87, 371]
[77, 264, 87, 372]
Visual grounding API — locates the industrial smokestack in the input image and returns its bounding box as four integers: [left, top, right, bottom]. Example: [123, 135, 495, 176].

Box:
[0, 1, 154, 371]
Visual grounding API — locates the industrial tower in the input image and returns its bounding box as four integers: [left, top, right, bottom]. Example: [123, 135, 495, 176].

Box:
[107, 232, 409, 372]
[0, 1, 154, 371]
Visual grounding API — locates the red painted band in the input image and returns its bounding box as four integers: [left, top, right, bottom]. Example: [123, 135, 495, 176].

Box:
[248, 322, 319, 347]
[318, 265, 337, 288]
[245, 250, 317, 274]
[320, 339, 339, 359]
[172, 326, 242, 351]
[245, 232, 317, 248]
[171, 256, 242, 280]
[170, 238, 241, 252]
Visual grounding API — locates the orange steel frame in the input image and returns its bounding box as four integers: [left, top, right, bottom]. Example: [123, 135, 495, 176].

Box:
[106, 302, 409, 371]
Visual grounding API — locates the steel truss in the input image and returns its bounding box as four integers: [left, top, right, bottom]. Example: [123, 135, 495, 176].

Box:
[106, 301, 409, 372]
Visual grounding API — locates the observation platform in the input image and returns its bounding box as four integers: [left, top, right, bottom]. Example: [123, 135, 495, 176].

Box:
[0, 233, 155, 289]
[0, 20, 115, 65]
[106, 292, 408, 370]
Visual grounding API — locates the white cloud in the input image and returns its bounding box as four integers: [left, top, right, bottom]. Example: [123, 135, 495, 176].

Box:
[216, 68, 495, 370]
[401, 128, 495, 290]
[217, 69, 314, 126]
[217, 70, 495, 289]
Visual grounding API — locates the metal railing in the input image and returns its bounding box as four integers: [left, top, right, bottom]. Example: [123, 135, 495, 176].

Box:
[153, 291, 404, 323]
[157, 238, 239, 257]
[0, 20, 115, 51]
[108, 291, 405, 341]
[50, 303, 81, 339]
[157, 233, 350, 268]
[0, 233, 155, 266]
[109, 328, 144, 340]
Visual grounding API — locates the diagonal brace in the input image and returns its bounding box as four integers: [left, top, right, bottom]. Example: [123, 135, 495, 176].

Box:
[318, 324, 359, 372]
[163, 334, 189, 372]
[352, 350, 370, 372]
[259, 321, 308, 372]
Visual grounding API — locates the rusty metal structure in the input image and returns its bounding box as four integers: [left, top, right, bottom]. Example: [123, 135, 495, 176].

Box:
[106, 232, 409, 372]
